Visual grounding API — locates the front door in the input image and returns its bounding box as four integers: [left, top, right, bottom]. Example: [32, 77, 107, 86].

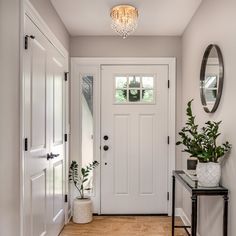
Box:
[101, 65, 169, 214]
[23, 15, 66, 236]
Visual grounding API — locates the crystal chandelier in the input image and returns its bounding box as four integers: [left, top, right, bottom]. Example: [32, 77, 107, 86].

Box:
[110, 5, 138, 39]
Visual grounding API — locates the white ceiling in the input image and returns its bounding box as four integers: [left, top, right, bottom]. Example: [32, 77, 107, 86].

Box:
[50, 0, 202, 36]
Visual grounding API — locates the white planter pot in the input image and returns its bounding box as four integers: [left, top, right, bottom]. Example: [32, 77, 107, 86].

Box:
[196, 162, 221, 187]
[73, 198, 93, 224]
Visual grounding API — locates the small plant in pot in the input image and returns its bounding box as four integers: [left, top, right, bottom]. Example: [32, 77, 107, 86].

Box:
[69, 160, 99, 223]
[176, 100, 231, 187]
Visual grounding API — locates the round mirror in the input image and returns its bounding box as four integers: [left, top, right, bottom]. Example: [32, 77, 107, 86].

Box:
[200, 44, 224, 113]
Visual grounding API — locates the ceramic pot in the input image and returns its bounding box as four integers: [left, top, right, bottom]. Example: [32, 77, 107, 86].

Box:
[196, 162, 221, 187]
[73, 198, 93, 224]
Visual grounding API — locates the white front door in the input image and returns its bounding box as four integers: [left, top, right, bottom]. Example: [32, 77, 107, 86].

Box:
[23, 15, 66, 236]
[101, 65, 169, 214]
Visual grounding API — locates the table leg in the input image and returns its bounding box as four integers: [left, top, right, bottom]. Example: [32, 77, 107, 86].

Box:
[223, 195, 228, 236]
[172, 175, 175, 236]
[191, 194, 198, 236]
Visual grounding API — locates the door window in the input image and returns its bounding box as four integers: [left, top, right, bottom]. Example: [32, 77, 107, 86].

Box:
[114, 75, 155, 103]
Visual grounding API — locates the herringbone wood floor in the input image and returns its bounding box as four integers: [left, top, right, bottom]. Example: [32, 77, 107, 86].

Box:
[60, 216, 187, 236]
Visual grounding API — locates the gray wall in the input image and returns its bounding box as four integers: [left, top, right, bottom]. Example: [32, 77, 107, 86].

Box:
[30, 0, 70, 51]
[182, 0, 236, 235]
[0, 0, 21, 235]
[70, 35, 183, 207]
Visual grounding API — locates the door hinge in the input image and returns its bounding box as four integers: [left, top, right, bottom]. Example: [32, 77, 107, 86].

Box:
[24, 35, 35, 50]
[167, 136, 170, 145]
[24, 138, 28, 151]
[64, 72, 69, 81]
[64, 194, 68, 203]
[167, 192, 170, 201]
[64, 134, 68, 142]
[168, 80, 170, 88]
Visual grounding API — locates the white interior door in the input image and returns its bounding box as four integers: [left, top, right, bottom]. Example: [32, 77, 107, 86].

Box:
[47, 41, 66, 235]
[101, 65, 169, 214]
[23, 15, 66, 236]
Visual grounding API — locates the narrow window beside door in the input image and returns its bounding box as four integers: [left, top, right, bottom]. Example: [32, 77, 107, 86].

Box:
[81, 75, 94, 193]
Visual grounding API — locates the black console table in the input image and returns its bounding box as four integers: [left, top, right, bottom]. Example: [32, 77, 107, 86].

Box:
[172, 170, 229, 236]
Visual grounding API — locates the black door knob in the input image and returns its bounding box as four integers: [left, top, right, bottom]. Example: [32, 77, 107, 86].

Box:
[103, 145, 109, 151]
[47, 153, 60, 160]
[51, 153, 60, 158]
[47, 153, 52, 160]
[103, 135, 109, 140]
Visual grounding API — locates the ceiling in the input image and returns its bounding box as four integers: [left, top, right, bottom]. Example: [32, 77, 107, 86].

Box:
[50, 0, 202, 36]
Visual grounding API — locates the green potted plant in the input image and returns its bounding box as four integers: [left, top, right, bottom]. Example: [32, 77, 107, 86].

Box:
[69, 160, 99, 223]
[176, 100, 231, 187]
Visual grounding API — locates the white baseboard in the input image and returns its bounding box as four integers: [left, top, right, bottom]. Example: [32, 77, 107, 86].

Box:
[176, 208, 200, 236]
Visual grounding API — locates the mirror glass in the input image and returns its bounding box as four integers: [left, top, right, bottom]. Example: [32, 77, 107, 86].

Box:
[200, 45, 224, 113]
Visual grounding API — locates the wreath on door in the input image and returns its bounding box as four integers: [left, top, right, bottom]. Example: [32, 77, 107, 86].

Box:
[123, 79, 145, 102]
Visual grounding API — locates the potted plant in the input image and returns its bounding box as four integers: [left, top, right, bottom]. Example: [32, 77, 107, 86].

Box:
[176, 100, 231, 187]
[69, 160, 99, 223]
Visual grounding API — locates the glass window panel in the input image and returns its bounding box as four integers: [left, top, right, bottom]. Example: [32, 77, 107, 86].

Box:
[115, 90, 127, 103]
[81, 76, 94, 168]
[115, 76, 127, 89]
[142, 90, 154, 102]
[129, 76, 141, 88]
[129, 89, 140, 102]
[142, 76, 154, 89]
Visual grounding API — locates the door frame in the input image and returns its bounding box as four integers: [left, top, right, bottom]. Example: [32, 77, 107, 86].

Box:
[71, 57, 176, 216]
[20, 1, 69, 236]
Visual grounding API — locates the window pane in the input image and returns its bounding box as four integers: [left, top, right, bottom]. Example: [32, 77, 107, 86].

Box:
[129, 89, 140, 102]
[81, 76, 94, 168]
[115, 76, 127, 89]
[115, 90, 127, 102]
[129, 76, 141, 88]
[142, 77, 154, 89]
[142, 90, 154, 102]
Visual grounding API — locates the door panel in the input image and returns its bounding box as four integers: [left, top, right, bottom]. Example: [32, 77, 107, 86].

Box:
[101, 65, 169, 214]
[24, 15, 66, 236]
[114, 114, 129, 195]
[31, 171, 47, 236]
[139, 114, 155, 194]
[31, 39, 47, 149]
[53, 72, 64, 144]
[53, 161, 64, 220]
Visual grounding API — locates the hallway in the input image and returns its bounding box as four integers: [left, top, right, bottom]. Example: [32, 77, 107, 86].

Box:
[60, 216, 187, 236]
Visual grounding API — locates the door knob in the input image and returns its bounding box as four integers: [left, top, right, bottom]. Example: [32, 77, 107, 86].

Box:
[47, 152, 60, 160]
[103, 135, 109, 140]
[47, 153, 52, 160]
[51, 153, 60, 158]
[103, 145, 109, 151]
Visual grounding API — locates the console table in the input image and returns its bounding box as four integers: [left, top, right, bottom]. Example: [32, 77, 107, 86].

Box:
[172, 170, 229, 236]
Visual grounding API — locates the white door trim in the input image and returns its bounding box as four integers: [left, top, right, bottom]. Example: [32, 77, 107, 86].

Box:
[71, 57, 176, 216]
[20, 2, 69, 236]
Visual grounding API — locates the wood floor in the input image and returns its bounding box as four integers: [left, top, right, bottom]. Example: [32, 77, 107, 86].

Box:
[60, 216, 187, 236]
